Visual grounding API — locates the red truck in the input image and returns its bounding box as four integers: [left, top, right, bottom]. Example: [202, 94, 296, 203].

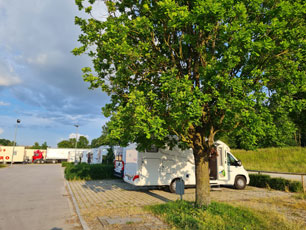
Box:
[32, 150, 45, 163]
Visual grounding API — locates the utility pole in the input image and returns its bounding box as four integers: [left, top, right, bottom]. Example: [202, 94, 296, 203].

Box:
[74, 124, 79, 164]
[11, 119, 21, 166]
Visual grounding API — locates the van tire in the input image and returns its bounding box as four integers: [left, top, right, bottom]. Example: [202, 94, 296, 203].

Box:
[169, 178, 180, 193]
[234, 176, 246, 190]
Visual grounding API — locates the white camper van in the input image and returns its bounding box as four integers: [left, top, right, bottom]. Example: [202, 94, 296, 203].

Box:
[114, 146, 124, 177]
[121, 141, 249, 192]
[91, 146, 110, 164]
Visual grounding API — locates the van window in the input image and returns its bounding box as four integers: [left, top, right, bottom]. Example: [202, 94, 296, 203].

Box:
[227, 153, 236, 166]
[146, 146, 158, 153]
[218, 147, 223, 166]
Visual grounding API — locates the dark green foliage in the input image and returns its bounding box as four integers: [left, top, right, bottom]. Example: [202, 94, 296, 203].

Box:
[249, 174, 303, 193]
[147, 200, 291, 230]
[61, 162, 74, 167]
[91, 125, 117, 148]
[0, 138, 13, 146]
[57, 136, 90, 148]
[102, 147, 115, 165]
[64, 163, 116, 180]
[27, 141, 48, 149]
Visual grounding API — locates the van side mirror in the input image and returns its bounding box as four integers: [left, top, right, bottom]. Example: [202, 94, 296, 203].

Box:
[236, 160, 242, 166]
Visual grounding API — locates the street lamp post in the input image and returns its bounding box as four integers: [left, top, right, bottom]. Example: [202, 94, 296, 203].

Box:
[74, 125, 79, 164]
[11, 119, 21, 166]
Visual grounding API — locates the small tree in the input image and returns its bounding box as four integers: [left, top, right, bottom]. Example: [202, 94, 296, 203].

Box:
[41, 142, 48, 150]
[74, 0, 306, 206]
[0, 139, 13, 146]
[78, 136, 90, 148]
[103, 147, 115, 165]
[57, 140, 73, 148]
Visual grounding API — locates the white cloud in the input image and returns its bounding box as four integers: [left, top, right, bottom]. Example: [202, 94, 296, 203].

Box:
[26, 53, 48, 65]
[0, 128, 3, 135]
[0, 59, 21, 86]
[0, 101, 9, 106]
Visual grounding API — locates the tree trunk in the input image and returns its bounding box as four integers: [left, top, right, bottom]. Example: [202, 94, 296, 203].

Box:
[194, 151, 210, 207]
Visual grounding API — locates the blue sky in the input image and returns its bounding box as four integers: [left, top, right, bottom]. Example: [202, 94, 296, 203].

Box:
[0, 0, 109, 147]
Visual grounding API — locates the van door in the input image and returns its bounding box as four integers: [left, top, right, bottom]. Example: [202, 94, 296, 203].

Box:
[216, 146, 229, 181]
[160, 159, 175, 176]
[141, 158, 161, 185]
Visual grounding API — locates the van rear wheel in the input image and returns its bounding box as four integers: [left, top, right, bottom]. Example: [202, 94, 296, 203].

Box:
[169, 178, 180, 193]
[234, 176, 246, 190]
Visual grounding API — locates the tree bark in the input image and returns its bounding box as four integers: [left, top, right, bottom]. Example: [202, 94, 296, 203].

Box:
[194, 150, 211, 207]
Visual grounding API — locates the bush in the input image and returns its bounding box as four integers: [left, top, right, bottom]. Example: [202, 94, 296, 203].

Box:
[61, 162, 74, 167]
[249, 174, 303, 193]
[64, 163, 116, 180]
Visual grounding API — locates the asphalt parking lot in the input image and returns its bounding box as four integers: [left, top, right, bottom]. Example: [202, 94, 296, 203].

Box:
[0, 164, 81, 230]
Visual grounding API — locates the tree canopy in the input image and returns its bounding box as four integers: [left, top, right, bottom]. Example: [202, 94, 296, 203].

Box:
[57, 136, 90, 148]
[74, 0, 306, 206]
[26, 141, 48, 149]
[0, 138, 13, 146]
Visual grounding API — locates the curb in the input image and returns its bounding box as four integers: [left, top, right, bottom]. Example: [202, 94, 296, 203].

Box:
[66, 180, 90, 230]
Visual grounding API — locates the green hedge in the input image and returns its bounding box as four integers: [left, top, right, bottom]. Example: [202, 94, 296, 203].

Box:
[249, 174, 303, 193]
[64, 163, 116, 180]
[61, 162, 74, 167]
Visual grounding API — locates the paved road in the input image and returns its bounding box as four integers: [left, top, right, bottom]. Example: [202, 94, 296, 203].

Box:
[0, 164, 81, 230]
[248, 171, 306, 184]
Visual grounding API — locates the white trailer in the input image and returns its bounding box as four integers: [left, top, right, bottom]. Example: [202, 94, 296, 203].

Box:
[67, 150, 90, 163]
[122, 141, 249, 192]
[0, 146, 26, 163]
[92, 146, 110, 164]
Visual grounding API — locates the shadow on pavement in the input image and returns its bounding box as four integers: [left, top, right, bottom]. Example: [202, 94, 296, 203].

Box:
[81, 179, 172, 203]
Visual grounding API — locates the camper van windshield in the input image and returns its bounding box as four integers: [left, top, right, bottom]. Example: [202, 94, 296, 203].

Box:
[227, 153, 236, 166]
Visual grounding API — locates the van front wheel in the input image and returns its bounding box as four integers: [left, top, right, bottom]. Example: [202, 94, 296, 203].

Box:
[234, 176, 246, 190]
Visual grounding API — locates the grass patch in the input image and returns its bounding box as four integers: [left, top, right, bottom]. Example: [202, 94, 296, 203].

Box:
[249, 174, 303, 193]
[293, 193, 306, 200]
[64, 163, 116, 180]
[0, 164, 7, 168]
[147, 200, 300, 230]
[232, 147, 306, 173]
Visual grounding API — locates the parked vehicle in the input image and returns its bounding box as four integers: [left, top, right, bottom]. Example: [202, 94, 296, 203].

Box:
[32, 148, 91, 163]
[67, 150, 89, 163]
[0, 146, 26, 163]
[113, 146, 124, 177]
[25, 149, 46, 163]
[92, 146, 110, 164]
[118, 141, 249, 192]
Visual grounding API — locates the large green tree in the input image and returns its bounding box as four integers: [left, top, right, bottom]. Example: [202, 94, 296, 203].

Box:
[74, 0, 306, 206]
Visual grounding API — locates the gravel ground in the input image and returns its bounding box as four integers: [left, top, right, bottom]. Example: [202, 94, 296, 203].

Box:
[69, 179, 306, 230]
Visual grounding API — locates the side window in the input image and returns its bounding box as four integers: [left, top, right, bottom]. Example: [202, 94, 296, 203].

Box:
[146, 146, 158, 153]
[227, 153, 236, 166]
